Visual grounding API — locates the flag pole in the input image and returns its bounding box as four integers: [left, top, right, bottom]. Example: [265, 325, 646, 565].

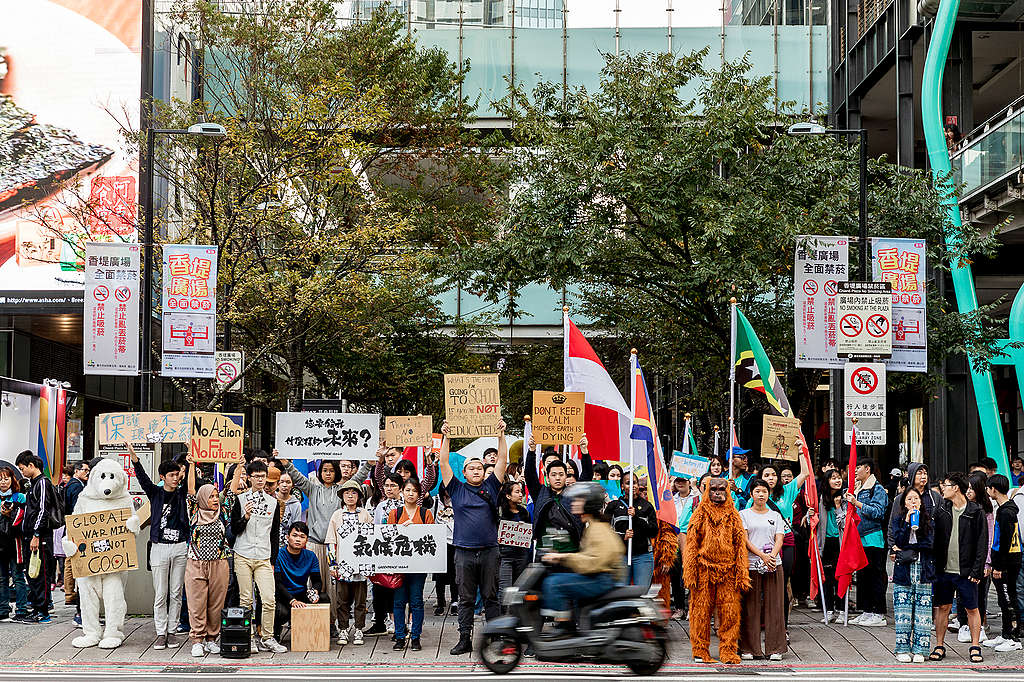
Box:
[842, 418, 858, 627]
[563, 306, 570, 466]
[713, 425, 720, 460]
[682, 414, 691, 455]
[728, 297, 737, 480]
[628, 348, 638, 567]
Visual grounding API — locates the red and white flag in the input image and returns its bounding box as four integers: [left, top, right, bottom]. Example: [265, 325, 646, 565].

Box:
[563, 312, 632, 461]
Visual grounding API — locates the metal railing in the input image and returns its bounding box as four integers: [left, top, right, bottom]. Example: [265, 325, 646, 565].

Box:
[950, 96, 1024, 201]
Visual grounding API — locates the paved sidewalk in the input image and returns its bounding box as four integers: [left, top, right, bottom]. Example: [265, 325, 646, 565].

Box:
[5, 598, 1024, 672]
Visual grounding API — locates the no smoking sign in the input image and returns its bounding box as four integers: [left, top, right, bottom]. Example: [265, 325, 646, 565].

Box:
[214, 351, 243, 392]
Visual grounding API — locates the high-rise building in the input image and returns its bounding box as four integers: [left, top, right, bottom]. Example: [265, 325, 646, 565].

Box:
[341, 0, 564, 28]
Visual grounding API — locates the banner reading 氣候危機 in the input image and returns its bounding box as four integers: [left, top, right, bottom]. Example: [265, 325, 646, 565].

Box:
[161, 244, 218, 378]
[794, 236, 849, 369]
[334, 523, 446, 575]
[84, 242, 140, 376]
[872, 238, 927, 373]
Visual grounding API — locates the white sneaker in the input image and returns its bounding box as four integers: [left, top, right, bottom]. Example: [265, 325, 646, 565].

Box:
[191, 642, 205, 657]
[849, 613, 868, 625]
[995, 639, 1022, 652]
[980, 628, 988, 642]
[204, 640, 220, 655]
[385, 616, 394, 634]
[948, 618, 962, 632]
[353, 629, 364, 645]
[984, 635, 1005, 647]
[261, 637, 287, 654]
[740, 653, 754, 660]
[895, 653, 912, 663]
[957, 625, 972, 642]
[863, 614, 887, 627]
[337, 629, 349, 646]
[912, 654, 925, 663]
[769, 653, 783, 661]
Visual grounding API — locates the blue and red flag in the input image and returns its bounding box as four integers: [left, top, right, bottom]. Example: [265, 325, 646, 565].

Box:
[629, 356, 678, 529]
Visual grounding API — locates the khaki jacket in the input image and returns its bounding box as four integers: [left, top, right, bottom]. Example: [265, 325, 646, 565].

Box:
[562, 519, 625, 580]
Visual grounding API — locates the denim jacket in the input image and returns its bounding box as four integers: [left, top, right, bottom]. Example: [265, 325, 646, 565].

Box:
[854, 476, 888, 538]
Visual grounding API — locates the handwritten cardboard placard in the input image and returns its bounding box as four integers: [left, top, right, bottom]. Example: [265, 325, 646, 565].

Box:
[443, 374, 500, 438]
[497, 520, 533, 549]
[97, 412, 192, 445]
[532, 391, 585, 445]
[190, 412, 245, 463]
[760, 414, 802, 462]
[384, 416, 433, 448]
[65, 508, 139, 577]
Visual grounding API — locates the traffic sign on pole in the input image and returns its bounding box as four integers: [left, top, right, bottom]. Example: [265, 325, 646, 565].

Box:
[844, 362, 885, 445]
[215, 351, 243, 392]
[836, 281, 892, 358]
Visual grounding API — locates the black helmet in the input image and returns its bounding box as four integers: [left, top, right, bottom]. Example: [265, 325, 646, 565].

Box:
[563, 481, 606, 517]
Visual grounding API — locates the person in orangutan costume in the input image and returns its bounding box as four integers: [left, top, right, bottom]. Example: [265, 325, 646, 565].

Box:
[683, 476, 750, 664]
[652, 520, 679, 611]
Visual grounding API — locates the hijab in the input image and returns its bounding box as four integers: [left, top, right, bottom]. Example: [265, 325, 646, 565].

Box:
[195, 484, 220, 525]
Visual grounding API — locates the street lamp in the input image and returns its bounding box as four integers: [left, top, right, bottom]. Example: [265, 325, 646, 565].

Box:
[786, 122, 869, 280]
[139, 123, 227, 411]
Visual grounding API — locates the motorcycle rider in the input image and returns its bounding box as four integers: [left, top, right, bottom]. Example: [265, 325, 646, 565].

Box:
[526, 434, 592, 555]
[539, 482, 626, 639]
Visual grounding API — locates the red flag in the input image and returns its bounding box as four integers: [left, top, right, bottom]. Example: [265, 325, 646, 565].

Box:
[835, 427, 868, 597]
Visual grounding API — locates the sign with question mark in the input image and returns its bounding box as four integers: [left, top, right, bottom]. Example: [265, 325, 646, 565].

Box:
[275, 412, 381, 460]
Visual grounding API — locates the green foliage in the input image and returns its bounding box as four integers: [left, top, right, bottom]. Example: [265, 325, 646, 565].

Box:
[467, 49, 1005, 428]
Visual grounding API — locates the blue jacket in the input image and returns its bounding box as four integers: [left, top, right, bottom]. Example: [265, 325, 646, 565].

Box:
[891, 516, 935, 585]
[855, 477, 888, 538]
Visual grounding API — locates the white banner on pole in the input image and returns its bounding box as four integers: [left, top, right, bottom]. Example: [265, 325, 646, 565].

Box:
[794, 236, 849, 368]
[84, 242, 140, 375]
[275, 412, 380, 460]
[844, 362, 886, 445]
[334, 523, 446, 574]
[872, 238, 927, 373]
[161, 244, 218, 378]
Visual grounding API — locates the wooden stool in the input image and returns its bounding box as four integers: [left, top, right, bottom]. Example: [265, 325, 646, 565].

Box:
[290, 603, 331, 652]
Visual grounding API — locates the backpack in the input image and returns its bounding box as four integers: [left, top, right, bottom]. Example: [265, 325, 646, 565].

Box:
[44, 480, 65, 530]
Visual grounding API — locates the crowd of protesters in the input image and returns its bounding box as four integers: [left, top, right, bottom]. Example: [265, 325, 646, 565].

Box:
[3, 431, 1024, 665]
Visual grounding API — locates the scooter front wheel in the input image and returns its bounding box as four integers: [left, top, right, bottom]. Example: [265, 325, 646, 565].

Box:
[479, 634, 523, 674]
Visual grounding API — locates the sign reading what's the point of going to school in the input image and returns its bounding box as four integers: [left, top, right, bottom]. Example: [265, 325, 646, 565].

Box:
[443, 373, 501, 438]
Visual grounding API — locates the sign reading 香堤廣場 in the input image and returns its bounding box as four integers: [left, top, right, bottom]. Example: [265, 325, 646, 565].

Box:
[872, 238, 927, 373]
[794, 236, 849, 368]
[84, 242, 140, 376]
[275, 412, 381, 460]
[443, 374, 501, 438]
[161, 244, 218, 378]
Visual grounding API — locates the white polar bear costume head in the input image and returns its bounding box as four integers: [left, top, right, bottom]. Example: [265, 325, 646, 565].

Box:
[79, 458, 132, 506]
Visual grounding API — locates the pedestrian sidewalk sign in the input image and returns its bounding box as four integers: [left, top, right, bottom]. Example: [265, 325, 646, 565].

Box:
[836, 281, 892, 358]
[844, 362, 886, 445]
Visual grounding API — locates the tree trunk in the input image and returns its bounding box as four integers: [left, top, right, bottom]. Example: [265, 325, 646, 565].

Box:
[287, 335, 306, 412]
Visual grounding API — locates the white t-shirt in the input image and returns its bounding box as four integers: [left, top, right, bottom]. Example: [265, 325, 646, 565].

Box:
[740, 506, 785, 568]
[233, 490, 277, 560]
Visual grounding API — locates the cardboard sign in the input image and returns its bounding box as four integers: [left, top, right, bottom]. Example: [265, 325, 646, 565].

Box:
[97, 412, 192, 445]
[65, 508, 139, 577]
[531, 391, 585, 445]
[334, 523, 446, 574]
[190, 412, 244, 463]
[670, 451, 710, 480]
[443, 374, 500, 438]
[497, 520, 533, 549]
[384, 416, 433, 448]
[759, 415, 802, 461]
[275, 412, 380, 460]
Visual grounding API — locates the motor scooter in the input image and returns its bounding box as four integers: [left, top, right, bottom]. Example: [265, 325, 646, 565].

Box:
[478, 563, 670, 675]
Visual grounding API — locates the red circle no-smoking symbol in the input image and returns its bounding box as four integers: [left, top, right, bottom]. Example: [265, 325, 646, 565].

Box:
[93, 285, 109, 301]
[850, 367, 879, 395]
[840, 314, 862, 337]
[803, 280, 818, 296]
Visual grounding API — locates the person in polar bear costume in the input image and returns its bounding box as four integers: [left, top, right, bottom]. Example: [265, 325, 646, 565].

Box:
[61, 457, 141, 649]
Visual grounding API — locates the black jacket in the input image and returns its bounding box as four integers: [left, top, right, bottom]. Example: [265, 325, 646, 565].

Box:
[63, 478, 84, 515]
[607, 496, 658, 556]
[23, 474, 59, 539]
[933, 498, 988, 580]
[133, 461, 190, 545]
[991, 499, 1021, 573]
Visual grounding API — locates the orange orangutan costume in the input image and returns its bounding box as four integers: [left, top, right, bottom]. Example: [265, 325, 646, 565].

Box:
[683, 478, 750, 664]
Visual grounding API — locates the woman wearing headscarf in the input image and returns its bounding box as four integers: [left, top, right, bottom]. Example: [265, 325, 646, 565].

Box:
[184, 454, 241, 657]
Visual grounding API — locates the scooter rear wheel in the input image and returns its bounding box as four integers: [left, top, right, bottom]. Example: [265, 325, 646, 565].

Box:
[479, 634, 523, 674]
[623, 628, 668, 676]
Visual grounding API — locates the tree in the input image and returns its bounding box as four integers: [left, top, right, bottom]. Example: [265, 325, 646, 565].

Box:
[467, 49, 1006, 434]
[151, 1, 502, 412]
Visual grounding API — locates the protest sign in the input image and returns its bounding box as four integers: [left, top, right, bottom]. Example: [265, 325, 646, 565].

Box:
[443, 374, 500, 438]
[497, 520, 533, 549]
[384, 415, 433, 448]
[65, 508, 139, 577]
[190, 412, 244, 463]
[334, 524, 446, 575]
[276, 412, 380, 460]
[531, 391, 585, 445]
[97, 412, 192, 446]
[670, 451, 710, 479]
[759, 415, 802, 461]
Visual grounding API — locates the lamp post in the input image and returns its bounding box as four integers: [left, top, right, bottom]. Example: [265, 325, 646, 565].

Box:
[787, 123, 869, 463]
[139, 123, 227, 411]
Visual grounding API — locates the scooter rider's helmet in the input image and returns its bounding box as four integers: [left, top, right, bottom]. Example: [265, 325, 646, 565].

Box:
[563, 481, 606, 517]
